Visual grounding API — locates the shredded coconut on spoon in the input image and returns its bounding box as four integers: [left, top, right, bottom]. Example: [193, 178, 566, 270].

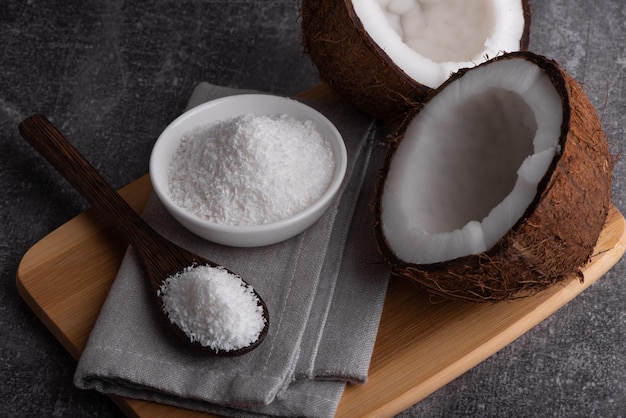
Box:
[158, 264, 266, 352]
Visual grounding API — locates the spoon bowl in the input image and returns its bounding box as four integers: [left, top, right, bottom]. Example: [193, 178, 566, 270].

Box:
[18, 114, 269, 356]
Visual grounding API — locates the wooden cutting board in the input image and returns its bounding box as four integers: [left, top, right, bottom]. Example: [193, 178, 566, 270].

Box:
[16, 85, 626, 417]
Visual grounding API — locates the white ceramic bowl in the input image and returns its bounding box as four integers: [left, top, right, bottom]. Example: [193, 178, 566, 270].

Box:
[149, 94, 347, 247]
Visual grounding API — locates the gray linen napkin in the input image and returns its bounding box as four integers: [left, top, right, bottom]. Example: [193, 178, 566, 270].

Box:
[74, 82, 390, 418]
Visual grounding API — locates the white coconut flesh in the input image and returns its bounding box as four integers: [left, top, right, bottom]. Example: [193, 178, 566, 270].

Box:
[352, 0, 526, 88]
[381, 58, 563, 264]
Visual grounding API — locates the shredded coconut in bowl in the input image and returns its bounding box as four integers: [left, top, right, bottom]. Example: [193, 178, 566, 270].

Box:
[167, 113, 336, 226]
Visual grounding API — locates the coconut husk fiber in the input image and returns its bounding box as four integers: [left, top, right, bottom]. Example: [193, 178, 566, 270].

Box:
[373, 52, 613, 302]
[301, 0, 531, 124]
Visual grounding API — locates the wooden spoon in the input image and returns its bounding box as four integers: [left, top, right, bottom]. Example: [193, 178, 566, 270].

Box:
[19, 114, 269, 356]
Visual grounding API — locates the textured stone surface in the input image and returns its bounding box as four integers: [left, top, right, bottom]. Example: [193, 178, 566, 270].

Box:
[1, 0, 625, 417]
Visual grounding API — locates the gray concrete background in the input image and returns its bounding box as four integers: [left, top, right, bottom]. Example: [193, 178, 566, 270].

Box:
[1, 1, 624, 417]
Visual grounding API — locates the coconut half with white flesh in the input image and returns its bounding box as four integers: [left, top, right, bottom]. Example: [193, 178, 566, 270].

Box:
[375, 52, 613, 301]
[301, 0, 531, 122]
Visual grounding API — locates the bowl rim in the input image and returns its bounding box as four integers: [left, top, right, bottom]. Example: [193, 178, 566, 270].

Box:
[149, 93, 348, 235]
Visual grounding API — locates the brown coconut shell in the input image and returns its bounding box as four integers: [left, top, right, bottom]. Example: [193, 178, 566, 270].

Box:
[374, 52, 613, 302]
[301, 0, 532, 124]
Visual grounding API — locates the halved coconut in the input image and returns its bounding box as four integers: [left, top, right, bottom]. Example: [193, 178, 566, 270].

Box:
[301, 0, 531, 122]
[375, 52, 613, 301]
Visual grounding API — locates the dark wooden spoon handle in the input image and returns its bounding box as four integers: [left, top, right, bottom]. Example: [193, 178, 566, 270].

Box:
[18, 115, 191, 284]
[19, 115, 153, 243]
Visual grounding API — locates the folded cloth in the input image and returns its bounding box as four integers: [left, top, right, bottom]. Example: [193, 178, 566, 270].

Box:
[74, 82, 390, 418]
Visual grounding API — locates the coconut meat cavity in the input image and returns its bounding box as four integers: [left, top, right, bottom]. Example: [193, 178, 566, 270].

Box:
[381, 58, 563, 264]
[352, 0, 526, 88]
[376, 0, 494, 63]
